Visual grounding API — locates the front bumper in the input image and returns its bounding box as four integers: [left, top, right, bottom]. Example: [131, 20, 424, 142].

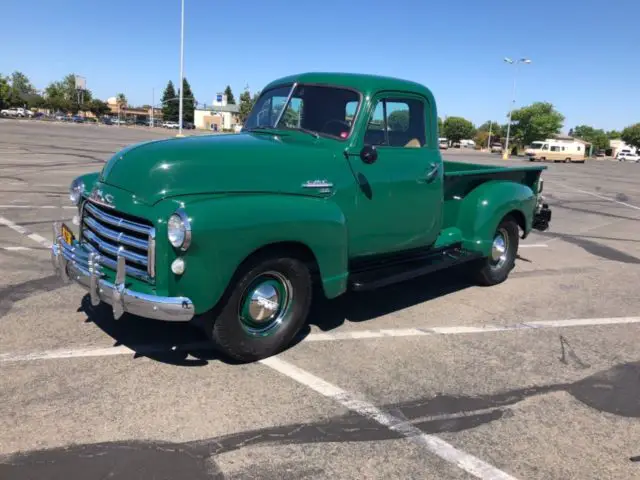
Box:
[51, 222, 194, 322]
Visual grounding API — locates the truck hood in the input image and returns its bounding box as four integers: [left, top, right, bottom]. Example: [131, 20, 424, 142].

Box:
[99, 132, 332, 205]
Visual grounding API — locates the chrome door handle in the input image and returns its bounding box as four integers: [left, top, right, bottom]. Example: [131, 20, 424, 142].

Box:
[421, 163, 440, 183]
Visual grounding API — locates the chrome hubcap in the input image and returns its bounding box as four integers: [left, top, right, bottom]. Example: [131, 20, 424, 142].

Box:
[239, 271, 292, 336]
[490, 228, 509, 269]
[248, 283, 280, 322]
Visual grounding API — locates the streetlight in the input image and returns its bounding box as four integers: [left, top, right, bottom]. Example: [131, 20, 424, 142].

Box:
[177, 0, 185, 137]
[503, 57, 531, 159]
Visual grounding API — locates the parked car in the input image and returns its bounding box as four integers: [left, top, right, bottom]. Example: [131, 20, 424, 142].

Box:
[618, 152, 640, 162]
[490, 143, 503, 153]
[51, 72, 552, 362]
[163, 121, 179, 129]
[438, 138, 449, 150]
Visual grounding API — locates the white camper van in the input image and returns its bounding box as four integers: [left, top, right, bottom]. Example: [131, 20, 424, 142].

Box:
[525, 139, 586, 163]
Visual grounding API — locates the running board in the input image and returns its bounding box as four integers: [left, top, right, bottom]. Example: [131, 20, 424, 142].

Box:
[348, 248, 483, 292]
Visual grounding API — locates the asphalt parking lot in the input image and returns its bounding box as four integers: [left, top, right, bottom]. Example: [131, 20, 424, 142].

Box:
[1, 119, 639, 480]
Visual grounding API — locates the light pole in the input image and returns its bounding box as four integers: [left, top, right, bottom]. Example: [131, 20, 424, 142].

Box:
[503, 57, 531, 159]
[177, 0, 185, 137]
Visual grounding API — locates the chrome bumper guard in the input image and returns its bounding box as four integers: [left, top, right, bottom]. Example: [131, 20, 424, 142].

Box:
[51, 222, 194, 322]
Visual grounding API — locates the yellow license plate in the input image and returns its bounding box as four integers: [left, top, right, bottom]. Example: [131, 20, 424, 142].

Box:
[61, 224, 75, 245]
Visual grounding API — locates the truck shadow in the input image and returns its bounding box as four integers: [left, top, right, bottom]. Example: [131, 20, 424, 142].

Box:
[306, 266, 473, 333]
[79, 295, 226, 366]
[79, 268, 473, 366]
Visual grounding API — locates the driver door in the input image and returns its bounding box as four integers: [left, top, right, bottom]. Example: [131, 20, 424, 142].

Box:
[346, 92, 443, 258]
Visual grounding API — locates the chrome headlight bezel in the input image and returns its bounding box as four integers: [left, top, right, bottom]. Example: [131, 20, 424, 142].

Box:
[167, 208, 191, 251]
[69, 178, 85, 206]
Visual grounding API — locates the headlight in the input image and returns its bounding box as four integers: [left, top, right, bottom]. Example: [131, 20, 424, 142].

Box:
[167, 209, 191, 250]
[69, 178, 85, 205]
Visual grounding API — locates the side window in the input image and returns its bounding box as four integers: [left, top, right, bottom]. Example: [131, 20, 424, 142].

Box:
[364, 97, 427, 148]
[542, 144, 549, 151]
[550, 146, 560, 152]
[577, 146, 581, 151]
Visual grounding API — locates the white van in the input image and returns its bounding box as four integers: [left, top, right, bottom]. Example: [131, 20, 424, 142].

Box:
[525, 140, 586, 163]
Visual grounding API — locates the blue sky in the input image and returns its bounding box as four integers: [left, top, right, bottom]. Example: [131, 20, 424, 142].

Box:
[2, 0, 638, 131]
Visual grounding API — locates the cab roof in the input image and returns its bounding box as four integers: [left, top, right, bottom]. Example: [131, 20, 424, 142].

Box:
[262, 72, 436, 104]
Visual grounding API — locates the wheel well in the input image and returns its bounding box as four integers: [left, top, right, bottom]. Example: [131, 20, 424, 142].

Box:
[505, 210, 526, 237]
[241, 241, 320, 275]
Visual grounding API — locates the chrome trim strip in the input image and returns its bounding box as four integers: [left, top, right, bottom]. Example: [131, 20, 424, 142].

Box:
[302, 181, 334, 189]
[83, 242, 150, 281]
[273, 82, 297, 128]
[84, 203, 152, 236]
[51, 224, 193, 322]
[83, 229, 148, 267]
[83, 216, 149, 250]
[148, 228, 156, 278]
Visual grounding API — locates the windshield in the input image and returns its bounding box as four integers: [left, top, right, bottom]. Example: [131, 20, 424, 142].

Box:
[244, 84, 360, 139]
[530, 142, 544, 149]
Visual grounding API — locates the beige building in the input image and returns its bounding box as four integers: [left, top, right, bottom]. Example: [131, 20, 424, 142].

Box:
[106, 97, 161, 121]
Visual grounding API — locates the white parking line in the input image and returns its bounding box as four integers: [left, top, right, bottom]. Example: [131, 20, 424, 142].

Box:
[1, 246, 35, 251]
[0, 216, 52, 248]
[1, 316, 638, 364]
[261, 356, 517, 480]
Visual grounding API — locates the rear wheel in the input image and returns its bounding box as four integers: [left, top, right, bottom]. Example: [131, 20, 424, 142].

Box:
[208, 255, 312, 362]
[471, 217, 519, 286]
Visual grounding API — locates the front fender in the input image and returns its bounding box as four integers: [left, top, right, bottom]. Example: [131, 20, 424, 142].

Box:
[457, 180, 536, 256]
[160, 194, 349, 314]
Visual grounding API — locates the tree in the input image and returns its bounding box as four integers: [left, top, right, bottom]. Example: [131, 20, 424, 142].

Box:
[0, 75, 10, 109]
[437, 116, 443, 134]
[224, 85, 236, 105]
[180, 77, 195, 123]
[7, 71, 37, 107]
[442, 116, 475, 143]
[621, 123, 640, 150]
[42, 73, 93, 113]
[88, 99, 110, 117]
[607, 130, 621, 139]
[161, 80, 178, 122]
[572, 125, 610, 151]
[388, 110, 409, 131]
[238, 90, 254, 123]
[477, 121, 504, 140]
[116, 93, 127, 107]
[508, 102, 564, 146]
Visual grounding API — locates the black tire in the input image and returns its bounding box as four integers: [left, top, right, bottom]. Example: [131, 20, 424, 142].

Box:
[471, 216, 519, 286]
[209, 254, 312, 362]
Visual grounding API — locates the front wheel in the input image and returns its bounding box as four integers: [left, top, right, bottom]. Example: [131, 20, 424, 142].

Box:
[208, 255, 312, 362]
[471, 217, 519, 286]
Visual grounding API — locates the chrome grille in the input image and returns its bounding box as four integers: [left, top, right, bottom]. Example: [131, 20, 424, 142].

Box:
[81, 201, 155, 282]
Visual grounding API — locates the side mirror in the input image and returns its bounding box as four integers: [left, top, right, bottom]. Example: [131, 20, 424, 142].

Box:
[360, 145, 378, 164]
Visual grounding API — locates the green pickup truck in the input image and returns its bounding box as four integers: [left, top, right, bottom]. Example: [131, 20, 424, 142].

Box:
[52, 72, 551, 362]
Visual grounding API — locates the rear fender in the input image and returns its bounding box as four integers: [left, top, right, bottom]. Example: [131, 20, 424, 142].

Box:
[456, 180, 536, 256]
[161, 194, 349, 314]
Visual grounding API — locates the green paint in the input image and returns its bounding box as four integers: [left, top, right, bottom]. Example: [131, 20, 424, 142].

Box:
[67, 72, 547, 316]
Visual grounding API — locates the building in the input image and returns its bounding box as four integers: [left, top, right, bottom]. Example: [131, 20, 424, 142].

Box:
[194, 93, 241, 131]
[609, 139, 637, 157]
[106, 97, 162, 122]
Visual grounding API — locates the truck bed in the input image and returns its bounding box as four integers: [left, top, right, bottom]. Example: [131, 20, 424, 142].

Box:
[441, 160, 546, 233]
[443, 160, 545, 196]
